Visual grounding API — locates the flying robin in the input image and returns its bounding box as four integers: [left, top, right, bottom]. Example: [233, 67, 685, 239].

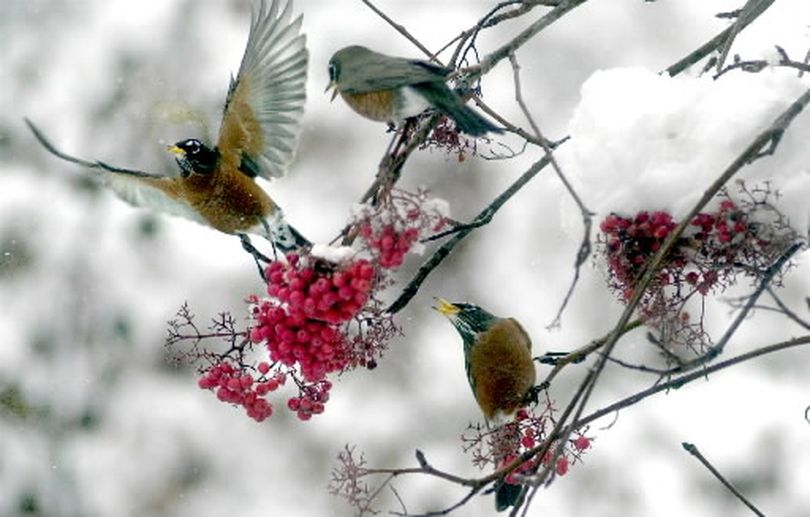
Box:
[433, 298, 536, 511]
[326, 46, 502, 136]
[26, 0, 310, 258]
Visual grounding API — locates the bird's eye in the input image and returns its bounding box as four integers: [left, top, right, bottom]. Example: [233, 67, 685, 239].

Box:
[328, 61, 338, 81]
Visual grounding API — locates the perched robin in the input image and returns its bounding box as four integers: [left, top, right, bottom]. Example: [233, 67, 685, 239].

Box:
[433, 298, 536, 512]
[26, 0, 310, 258]
[326, 45, 502, 136]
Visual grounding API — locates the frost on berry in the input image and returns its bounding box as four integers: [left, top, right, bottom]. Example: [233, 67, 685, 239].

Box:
[353, 188, 450, 270]
[598, 184, 800, 359]
[462, 395, 592, 490]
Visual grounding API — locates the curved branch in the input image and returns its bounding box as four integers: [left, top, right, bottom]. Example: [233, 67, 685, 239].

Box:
[665, 0, 776, 77]
[577, 335, 810, 429]
[387, 153, 553, 313]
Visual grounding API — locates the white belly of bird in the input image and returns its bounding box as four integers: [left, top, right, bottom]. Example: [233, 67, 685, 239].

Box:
[395, 86, 433, 121]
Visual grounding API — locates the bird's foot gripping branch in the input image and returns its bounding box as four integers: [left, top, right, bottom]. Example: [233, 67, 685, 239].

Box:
[166, 188, 450, 422]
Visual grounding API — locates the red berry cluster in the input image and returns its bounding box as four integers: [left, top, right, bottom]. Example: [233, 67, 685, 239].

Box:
[422, 115, 479, 162]
[251, 300, 348, 382]
[600, 211, 683, 300]
[245, 253, 385, 420]
[287, 380, 332, 421]
[692, 200, 747, 244]
[265, 253, 375, 324]
[354, 188, 450, 270]
[198, 361, 281, 422]
[600, 201, 757, 302]
[360, 224, 419, 269]
[491, 409, 592, 485]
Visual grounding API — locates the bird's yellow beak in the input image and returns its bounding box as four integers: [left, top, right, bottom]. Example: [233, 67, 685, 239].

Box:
[432, 297, 460, 317]
[167, 145, 186, 157]
[324, 80, 339, 101]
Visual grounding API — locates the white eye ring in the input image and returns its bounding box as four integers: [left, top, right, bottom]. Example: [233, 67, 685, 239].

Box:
[185, 140, 201, 154]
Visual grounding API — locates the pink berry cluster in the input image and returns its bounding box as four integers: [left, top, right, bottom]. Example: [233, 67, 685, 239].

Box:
[597, 190, 802, 357]
[245, 252, 388, 421]
[265, 253, 375, 324]
[488, 408, 591, 486]
[287, 380, 332, 421]
[197, 360, 285, 422]
[355, 188, 449, 270]
[359, 224, 419, 269]
[600, 200, 760, 302]
[252, 254, 377, 382]
[250, 300, 348, 383]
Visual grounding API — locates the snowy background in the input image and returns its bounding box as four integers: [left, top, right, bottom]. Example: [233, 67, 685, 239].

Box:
[2, 0, 810, 516]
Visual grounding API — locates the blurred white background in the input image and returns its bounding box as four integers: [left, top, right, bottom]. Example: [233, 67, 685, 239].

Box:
[1, 1, 809, 516]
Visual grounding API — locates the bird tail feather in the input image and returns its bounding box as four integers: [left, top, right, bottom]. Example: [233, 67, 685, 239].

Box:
[416, 84, 501, 136]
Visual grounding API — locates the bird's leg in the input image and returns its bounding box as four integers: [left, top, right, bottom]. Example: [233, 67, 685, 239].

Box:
[524, 384, 545, 405]
[259, 217, 284, 260]
[239, 234, 271, 281]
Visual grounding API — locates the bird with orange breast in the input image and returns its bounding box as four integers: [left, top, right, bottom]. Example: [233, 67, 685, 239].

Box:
[326, 45, 502, 136]
[433, 298, 537, 511]
[26, 0, 310, 261]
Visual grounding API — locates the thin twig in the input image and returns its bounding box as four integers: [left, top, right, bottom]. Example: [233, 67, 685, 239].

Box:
[682, 442, 767, 517]
[386, 153, 552, 314]
[715, 0, 763, 73]
[766, 286, 810, 330]
[536, 319, 644, 389]
[474, 0, 590, 78]
[614, 240, 805, 376]
[360, 0, 434, 59]
[507, 52, 594, 327]
[577, 335, 810, 428]
[715, 45, 810, 79]
[666, 0, 776, 76]
[704, 241, 803, 358]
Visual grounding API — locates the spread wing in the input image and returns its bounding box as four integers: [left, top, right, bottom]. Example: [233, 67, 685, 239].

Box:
[24, 118, 207, 226]
[217, 0, 308, 180]
[101, 170, 208, 226]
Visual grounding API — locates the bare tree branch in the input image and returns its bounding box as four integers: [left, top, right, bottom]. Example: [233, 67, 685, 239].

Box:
[665, 0, 776, 76]
[682, 442, 767, 517]
[577, 335, 810, 428]
[387, 153, 553, 314]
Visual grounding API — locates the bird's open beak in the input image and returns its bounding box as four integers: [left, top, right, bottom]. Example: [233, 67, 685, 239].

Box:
[324, 80, 339, 101]
[432, 297, 460, 317]
[167, 145, 186, 157]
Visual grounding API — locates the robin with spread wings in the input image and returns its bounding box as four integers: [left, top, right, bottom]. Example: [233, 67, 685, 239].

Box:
[27, 0, 310, 263]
